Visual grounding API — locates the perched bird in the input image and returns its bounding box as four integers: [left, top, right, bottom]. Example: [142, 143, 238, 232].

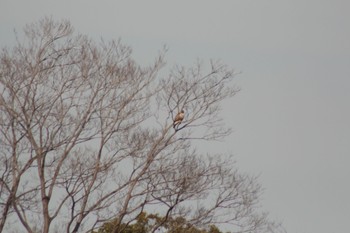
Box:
[173, 110, 185, 129]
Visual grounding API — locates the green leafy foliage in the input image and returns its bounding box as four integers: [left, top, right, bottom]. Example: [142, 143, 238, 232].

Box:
[93, 212, 227, 233]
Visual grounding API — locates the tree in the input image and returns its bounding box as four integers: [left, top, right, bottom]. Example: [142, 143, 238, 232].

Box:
[93, 212, 224, 233]
[0, 18, 284, 233]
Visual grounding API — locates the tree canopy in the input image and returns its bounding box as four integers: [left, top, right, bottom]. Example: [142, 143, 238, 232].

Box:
[93, 212, 224, 233]
[0, 17, 284, 233]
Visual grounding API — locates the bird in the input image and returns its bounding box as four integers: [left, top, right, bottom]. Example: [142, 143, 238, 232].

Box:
[173, 110, 185, 129]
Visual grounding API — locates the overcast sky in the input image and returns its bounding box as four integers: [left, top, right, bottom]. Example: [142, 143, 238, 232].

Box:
[1, 1, 349, 233]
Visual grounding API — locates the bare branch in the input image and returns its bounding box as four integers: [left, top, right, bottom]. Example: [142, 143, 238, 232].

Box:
[0, 18, 282, 233]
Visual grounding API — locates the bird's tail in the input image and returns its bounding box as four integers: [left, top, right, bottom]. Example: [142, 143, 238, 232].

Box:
[173, 120, 179, 129]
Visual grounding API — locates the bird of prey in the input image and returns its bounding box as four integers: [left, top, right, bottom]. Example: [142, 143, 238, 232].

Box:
[173, 110, 185, 129]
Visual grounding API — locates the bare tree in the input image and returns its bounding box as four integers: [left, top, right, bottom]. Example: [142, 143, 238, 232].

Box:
[0, 18, 283, 233]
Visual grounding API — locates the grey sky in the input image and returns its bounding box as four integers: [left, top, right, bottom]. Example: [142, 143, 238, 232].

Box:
[1, 1, 349, 233]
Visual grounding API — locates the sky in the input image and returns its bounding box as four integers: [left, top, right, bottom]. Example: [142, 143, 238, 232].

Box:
[1, 1, 349, 233]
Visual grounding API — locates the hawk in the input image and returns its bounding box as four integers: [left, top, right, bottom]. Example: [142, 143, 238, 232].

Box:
[173, 110, 185, 129]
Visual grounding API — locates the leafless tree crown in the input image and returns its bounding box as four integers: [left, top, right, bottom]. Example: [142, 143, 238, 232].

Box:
[0, 18, 283, 233]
